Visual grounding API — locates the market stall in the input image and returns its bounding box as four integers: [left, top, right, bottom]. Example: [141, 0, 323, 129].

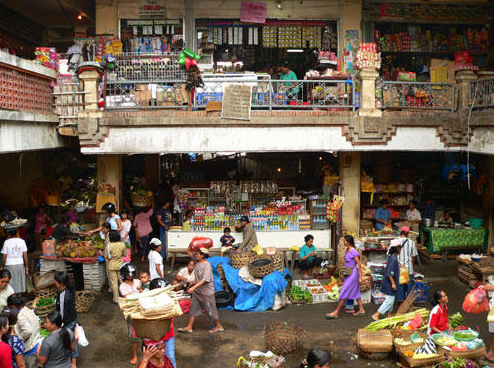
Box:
[422, 226, 488, 259]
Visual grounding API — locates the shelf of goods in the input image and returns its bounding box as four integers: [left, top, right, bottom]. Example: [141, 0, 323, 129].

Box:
[167, 229, 331, 259]
[310, 199, 330, 230]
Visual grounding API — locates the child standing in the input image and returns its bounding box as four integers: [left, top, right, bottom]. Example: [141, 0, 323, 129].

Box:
[220, 227, 235, 256]
[148, 238, 164, 281]
[372, 241, 402, 321]
[133, 205, 154, 262]
[120, 209, 132, 263]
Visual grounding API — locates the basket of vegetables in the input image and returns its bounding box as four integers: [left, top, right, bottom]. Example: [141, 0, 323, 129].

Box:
[28, 297, 56, 318]
[393, 330, 427, 354]
[131, 190, 153, 208]
[288, 285, 312, 304]
[399, 349, 443, 368]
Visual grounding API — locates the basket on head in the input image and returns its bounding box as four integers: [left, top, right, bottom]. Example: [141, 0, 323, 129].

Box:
[131, 194, 152, 208]
[263, 321, 306, 355]
[248, 256, 273, 278]
[270, 252, 284, 272]
[76, 291, 96, 313]
[229, 251, 255, 269]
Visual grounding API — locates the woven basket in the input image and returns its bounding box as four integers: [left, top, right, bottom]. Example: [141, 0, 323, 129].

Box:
[398, 349, 444, 368]
[75, 291, 96, 313]
[264, 321, 306, 355]
[249, 256, 273, 278]
[229, 251, 255, 269]
[131, 317, 172, 341]
[393, 330, 427, 354]
[28, 298, 56, 318]
[357, 329, 393, 353]
[131, 194, 152, 208]
[35, 286, 58, 299]
[360, 276, 373, 292]
[438, 345, 486, 360]
[271, 252, 284, 272]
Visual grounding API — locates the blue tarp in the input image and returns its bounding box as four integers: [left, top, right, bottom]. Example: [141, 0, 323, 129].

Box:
[207, 256, 291, 312]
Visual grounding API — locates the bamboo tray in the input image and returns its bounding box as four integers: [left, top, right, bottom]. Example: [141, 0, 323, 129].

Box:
[398, 350, 444, 368]
[357, 329, 393, 353]
[438, 346, 486, 360]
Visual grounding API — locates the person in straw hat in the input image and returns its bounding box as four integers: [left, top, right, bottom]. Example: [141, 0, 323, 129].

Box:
[178, 247, 224, 334]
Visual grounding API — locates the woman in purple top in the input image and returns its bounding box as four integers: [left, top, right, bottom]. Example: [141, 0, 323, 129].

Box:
[66, 204, 78, 223]
[326, 235, 365, 318]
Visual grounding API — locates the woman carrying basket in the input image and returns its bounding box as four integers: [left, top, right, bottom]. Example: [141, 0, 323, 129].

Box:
[325, 235, 365, 319]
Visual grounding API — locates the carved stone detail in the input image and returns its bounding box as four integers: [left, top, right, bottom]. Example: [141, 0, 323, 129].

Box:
[343, 117, 396, 144]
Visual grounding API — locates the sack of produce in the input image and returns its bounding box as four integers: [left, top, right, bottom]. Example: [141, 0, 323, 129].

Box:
[462, 288, 489, 314]
[189, 237, 213, 253]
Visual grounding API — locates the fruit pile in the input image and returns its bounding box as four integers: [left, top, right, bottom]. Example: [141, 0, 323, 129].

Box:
[57, 239, 98, 258]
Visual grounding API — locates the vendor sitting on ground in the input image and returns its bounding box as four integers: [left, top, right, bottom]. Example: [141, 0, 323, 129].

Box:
[172, 260, 196, 290]
[299, 234, 323, 279]
[374, 199, 392, 231]
[236, 216, 258, 252]
[439, 211, 454, 223]
[427, 290, 451, 335]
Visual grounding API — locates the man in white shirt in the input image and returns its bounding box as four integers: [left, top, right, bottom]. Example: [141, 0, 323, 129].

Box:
[1, 231, 28, 293]
[405, 200, 422, 232]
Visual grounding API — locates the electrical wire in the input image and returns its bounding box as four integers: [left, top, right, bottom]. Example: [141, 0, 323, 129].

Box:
[467, 79, 479, 190]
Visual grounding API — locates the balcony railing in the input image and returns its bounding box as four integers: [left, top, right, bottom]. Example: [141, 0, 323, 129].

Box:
[381, 81, 455, 111]
[469, 77, 494, 109]
[194, 79, 356, 111]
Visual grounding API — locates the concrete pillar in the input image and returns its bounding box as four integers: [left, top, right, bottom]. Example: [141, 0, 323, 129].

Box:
[484, 155, 494, 250]
[358, 68, 382, 117]
[97, 155, 122, 213]
[339, 152, 361, 234]
[184, 0, 196, 52]
[78, 68, 102, 111]
[456, 70, 477, 109]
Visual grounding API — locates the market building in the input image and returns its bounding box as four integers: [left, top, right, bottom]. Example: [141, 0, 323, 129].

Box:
[3, 0, 494, 366]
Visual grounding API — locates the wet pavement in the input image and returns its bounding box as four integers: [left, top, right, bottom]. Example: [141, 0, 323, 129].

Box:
[76, 256, 492, 368]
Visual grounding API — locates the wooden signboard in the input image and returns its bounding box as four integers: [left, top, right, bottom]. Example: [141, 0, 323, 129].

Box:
[221, 84, 252, 121]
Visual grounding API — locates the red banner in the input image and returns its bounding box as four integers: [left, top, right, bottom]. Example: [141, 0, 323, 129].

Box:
[240, 2, 267, 24]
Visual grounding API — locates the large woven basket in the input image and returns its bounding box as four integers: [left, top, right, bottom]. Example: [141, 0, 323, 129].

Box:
[131, 317, 172, 341]
[264, 321, 306, 355]
[438, 345, 486, 360]
[229, 251, 255, 269]
[248, 256, 273, 278]
[398, 349, 444, 368]
[131, 194, 152, 208]
[357, 329, 393, 353]
[271, 252, 284, 272]
[393, 330, 428, 354]
[76, 291, 96, 313]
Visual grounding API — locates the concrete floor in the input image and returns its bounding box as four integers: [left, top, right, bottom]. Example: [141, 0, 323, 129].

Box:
[75, 256, 493, 368]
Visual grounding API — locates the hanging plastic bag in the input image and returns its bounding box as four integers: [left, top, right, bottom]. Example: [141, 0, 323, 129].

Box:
[408, 313, 423, 330]
[76, 324, 89, 347]
[399, 266, 409, 285]
[462, 287, 490, 314]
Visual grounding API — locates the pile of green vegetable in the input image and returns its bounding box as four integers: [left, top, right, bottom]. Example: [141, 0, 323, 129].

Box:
[36, 298, 55, 307]
[449, 312, 464, 329]
[365, 309, 429, 331]
[40, 328, 50, 338]
[289, 285, 312, 302]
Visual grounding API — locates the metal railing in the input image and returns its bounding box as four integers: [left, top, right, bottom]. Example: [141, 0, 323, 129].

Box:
[105, 53, 188, 109]
[193, 79, 356, 110]
[469, 77, 494, 109]
[381, 81, 455, 111]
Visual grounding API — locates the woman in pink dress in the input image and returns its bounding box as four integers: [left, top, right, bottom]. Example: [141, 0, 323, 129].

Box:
[325, 235, 365, 318]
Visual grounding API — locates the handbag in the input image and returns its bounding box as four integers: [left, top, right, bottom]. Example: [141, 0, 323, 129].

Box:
[340, 266, 354, 276]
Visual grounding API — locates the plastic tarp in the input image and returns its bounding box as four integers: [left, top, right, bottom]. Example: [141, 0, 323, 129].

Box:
[207, 256, 291, 312]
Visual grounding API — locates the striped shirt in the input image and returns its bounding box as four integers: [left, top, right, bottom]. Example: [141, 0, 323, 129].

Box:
[398, 237, 418, 275]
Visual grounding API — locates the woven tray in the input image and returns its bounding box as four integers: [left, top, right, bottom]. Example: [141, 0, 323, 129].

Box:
[438, 346, 486, 360]
[398, 349, 444, 368]
[76, 291, 96, 313]
[357, 329, 393, 353]
[131, 194, 152, 208]
[264, 321, 306, 355]
[229, 251, 255, 269]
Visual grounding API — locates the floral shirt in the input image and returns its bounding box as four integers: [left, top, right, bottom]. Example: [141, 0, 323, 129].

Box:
[9, 334, 25, 368]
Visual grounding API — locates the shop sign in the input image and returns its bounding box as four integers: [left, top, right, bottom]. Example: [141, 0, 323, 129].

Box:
[139, 0, 165, 19]
[221, 84, 252, 121]
[240, 2, 267, 24]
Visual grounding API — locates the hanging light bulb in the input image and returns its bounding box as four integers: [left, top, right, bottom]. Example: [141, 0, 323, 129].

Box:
[277, 0, 282, 9]
[77, 14, 83, 20]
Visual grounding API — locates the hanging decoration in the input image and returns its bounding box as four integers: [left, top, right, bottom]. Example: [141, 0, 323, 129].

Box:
[178, 48, 201, 69]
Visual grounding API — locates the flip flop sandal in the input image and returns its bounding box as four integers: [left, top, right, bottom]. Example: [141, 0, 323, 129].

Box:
[353, 312, 366, 317]
[345, 310, 355, 314]
[178, 328, 193, 333]
[209, 328, 225, 334]
[130, 358, 138, 365]
[325, 314, 338, 319]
